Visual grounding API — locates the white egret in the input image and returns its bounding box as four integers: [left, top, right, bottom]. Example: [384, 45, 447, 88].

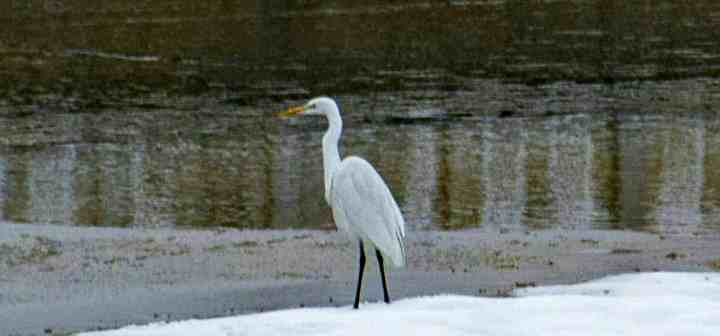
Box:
[278, 97, 406, 309]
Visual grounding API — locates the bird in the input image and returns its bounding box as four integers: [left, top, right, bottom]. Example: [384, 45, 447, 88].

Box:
[278, 96, 406, 309]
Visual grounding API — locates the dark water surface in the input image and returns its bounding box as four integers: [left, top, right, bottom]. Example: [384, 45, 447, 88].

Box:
[2, 0, 720, 114]
[2, 112, 720, 235]
[1, 1, 720, 234]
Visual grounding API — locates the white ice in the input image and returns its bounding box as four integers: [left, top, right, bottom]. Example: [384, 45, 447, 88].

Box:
[80, 272, 720, 336]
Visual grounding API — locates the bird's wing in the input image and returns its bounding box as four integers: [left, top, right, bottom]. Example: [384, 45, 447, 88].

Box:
[331, 156, 406, 267]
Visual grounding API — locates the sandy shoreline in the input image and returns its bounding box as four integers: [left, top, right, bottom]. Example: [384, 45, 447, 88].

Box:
[1, 222, 719, 336]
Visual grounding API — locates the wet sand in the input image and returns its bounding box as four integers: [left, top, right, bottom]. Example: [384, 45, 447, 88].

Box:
[1, 222, 719, 335]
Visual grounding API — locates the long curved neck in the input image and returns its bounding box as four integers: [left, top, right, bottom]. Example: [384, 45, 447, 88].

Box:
[322, 106, 342, 204]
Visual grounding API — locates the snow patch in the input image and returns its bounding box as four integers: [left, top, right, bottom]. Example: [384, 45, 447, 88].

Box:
[80, 272, 720, 336]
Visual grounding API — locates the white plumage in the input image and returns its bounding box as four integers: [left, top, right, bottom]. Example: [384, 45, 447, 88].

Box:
[278, 96, 407, 308]
[331, 156, 406, 267]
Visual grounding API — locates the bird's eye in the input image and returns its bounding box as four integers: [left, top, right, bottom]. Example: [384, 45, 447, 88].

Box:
[309, 104, 316, 109]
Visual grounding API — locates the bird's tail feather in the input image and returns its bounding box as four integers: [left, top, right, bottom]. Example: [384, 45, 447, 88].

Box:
[390, 230, 406, 267]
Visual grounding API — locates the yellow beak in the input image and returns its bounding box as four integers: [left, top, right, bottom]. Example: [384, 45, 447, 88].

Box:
[277, 106, 305, 118]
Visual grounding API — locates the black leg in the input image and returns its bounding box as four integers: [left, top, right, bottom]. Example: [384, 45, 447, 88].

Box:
[353, 240, 366, 309]
[376, 249, 390, 304]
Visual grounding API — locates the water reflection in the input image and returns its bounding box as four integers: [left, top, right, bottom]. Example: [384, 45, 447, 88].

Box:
[482, 120, 528, 229]
[703, 118, 720, 228]
[0, 112, 718, 235]
[653, 117, 705, 232]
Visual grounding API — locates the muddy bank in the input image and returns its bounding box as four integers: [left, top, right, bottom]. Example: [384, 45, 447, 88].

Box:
[1, 222, 719, 335]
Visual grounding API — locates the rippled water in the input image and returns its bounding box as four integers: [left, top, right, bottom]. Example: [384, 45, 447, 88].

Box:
[1, 112, 719, 235]
[1, 1, 719, 234]
[2, 0, 720, 114]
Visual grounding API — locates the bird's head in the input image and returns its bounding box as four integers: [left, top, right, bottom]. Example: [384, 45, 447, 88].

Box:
[277, 96, 339, 118]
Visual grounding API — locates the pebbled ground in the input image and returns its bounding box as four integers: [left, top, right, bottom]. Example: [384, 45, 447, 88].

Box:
[1, 222, 719, 335]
